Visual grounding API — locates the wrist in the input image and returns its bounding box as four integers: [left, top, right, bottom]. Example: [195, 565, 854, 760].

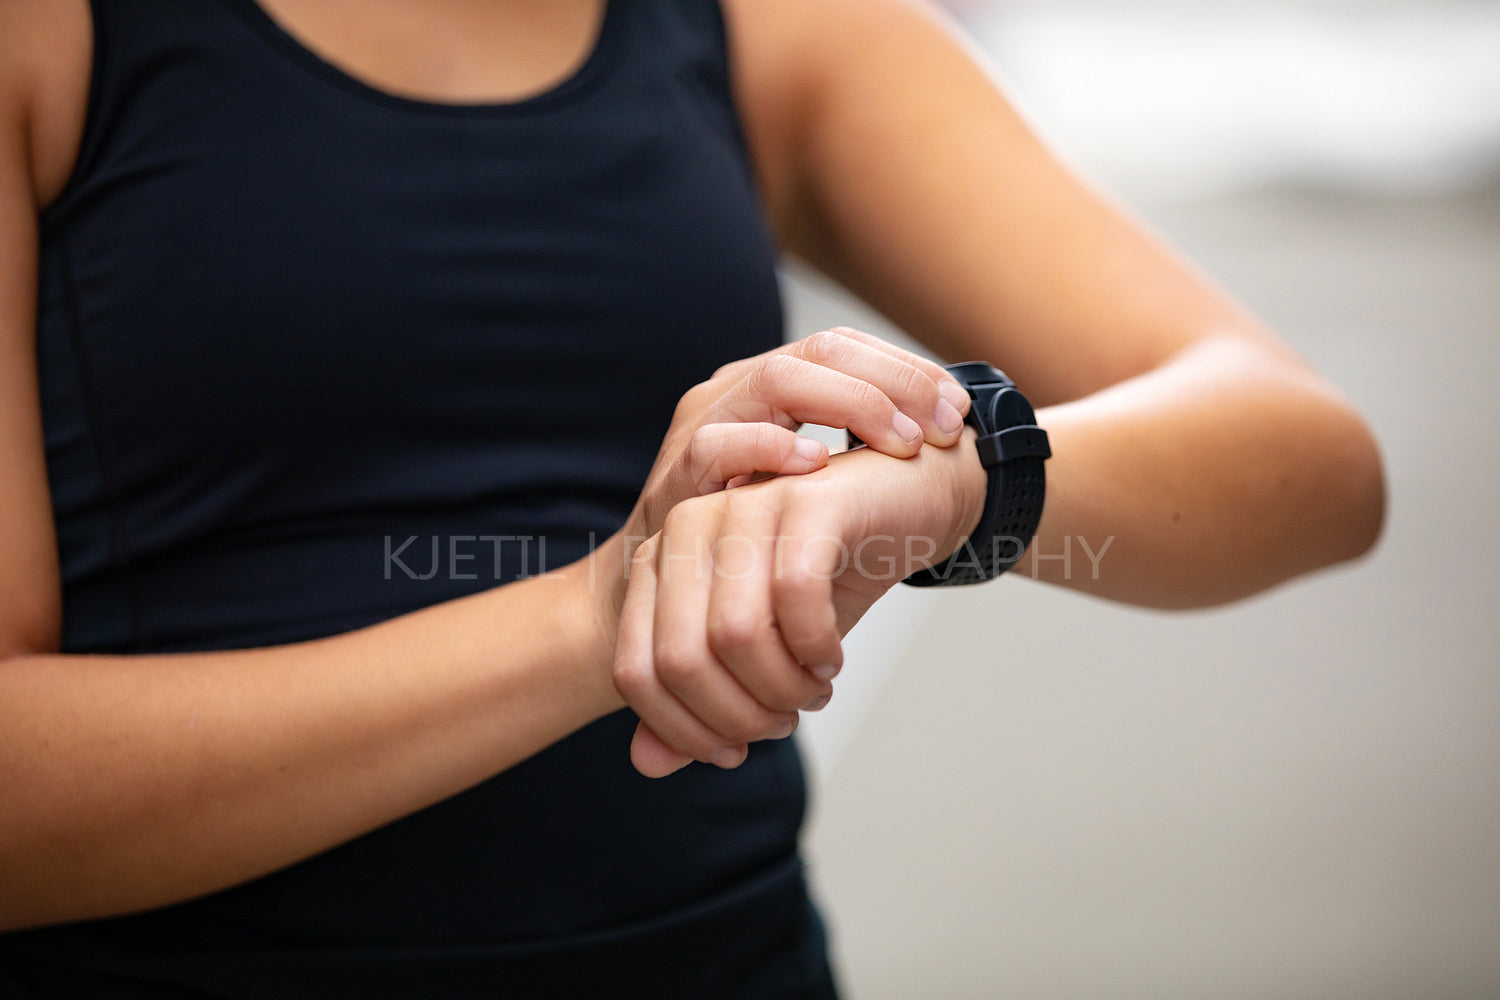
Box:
[554, 534, 629, 717]
[935, 426, 988, 565]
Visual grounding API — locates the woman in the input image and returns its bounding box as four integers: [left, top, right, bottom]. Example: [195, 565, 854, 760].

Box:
[0, 0, 1384, 996]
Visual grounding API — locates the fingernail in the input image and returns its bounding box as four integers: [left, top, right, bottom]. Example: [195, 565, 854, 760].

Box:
[794, 436, 824, 462]
[940, 379, 971, 414]
[935, 398, 963, 434]
[777, 716, 800, 738]
[712, 747, 745, 769]
[804, 694, 831, 712]
[810, 663, 840, 681]
[892, 411, 921, 444]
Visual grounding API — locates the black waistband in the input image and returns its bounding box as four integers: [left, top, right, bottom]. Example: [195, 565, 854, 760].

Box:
[0, 854, 838, 999]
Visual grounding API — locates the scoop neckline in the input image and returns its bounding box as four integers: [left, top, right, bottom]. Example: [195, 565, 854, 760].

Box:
[216, 0, 622, 117]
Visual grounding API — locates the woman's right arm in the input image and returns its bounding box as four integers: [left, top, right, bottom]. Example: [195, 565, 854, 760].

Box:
[2, 67, 629, 922]
[1, 75, 627, 921]
[1, 79, 628, 925]
[0, 559, 626, 937]
[11, 20, 615, 931]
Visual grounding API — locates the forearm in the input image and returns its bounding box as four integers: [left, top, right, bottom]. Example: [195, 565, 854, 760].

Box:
[1008, 336, 1384, 607]
[0, 541, 626, 932]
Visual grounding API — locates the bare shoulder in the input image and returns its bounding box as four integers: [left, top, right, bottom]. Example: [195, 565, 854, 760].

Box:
[716, 0, 817, 244]
[718, 0, 984, 247]
[0, 0, 92, 209]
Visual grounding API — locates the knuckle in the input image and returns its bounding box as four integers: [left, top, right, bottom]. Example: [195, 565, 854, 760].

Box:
[710, 358, 744, 382]
[756, 352, 802, 389]
[848, 378, 890, 415]
[632, 533, 660, 564]
[659, 499, 695, 537]
[752, 421, 788, 457]
[779, 620, 829, 658]
[686, 423, 722, 460]
[723, 481, 780, 519]
[624, 539, 657, 581]
[895, 362, 934, 402]
[726, 397, 773, 424]
[654, 642, 706, 687]
[674, 382, 714, 420]
[798, 330, 844, 364]
[774, 573, 829, 625]
[705, 609, 764, 657]
[612, 658, 651, 700]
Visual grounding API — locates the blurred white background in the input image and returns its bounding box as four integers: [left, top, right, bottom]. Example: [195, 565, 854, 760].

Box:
[787, 1, 1500, 997]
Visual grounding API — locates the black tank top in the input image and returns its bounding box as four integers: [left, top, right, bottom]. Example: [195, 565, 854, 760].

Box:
[3, 2, 836, 996]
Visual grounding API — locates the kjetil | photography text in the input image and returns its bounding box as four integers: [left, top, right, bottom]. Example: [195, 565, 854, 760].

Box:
[382, 532, 1115, 587]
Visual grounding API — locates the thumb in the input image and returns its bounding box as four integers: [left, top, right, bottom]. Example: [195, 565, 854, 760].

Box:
[683, 422, 827, 496]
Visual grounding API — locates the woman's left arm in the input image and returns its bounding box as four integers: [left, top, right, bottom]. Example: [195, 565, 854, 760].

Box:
[612, 0, 1386, 774]
[724, 0, 1385, 608]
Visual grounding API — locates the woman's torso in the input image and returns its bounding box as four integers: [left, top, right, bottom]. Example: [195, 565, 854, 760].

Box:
[4, 1, 832, 995]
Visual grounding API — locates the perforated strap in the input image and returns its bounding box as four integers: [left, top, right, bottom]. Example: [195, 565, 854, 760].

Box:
[902, 364, 1050, 587]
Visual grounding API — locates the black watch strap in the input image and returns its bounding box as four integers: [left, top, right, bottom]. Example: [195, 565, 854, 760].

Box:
[904, 362, 1051, 586]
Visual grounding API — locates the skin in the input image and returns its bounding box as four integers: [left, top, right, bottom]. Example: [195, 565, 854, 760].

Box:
[0, 0, 1383, 930]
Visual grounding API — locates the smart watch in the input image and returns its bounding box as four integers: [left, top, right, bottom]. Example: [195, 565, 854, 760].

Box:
[851, 362, 1051, 586]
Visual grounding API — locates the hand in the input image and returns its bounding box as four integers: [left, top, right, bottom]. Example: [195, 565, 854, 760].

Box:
[621, 327, 971, 548]
[613, 433, 987, 777]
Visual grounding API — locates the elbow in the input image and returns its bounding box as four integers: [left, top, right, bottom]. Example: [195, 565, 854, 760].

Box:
[1258, 345, 1387, 575]
[1324, 398, 1387, 567]
[1169, 381, 1387, 609]
[1346, 458, 1386, 565]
